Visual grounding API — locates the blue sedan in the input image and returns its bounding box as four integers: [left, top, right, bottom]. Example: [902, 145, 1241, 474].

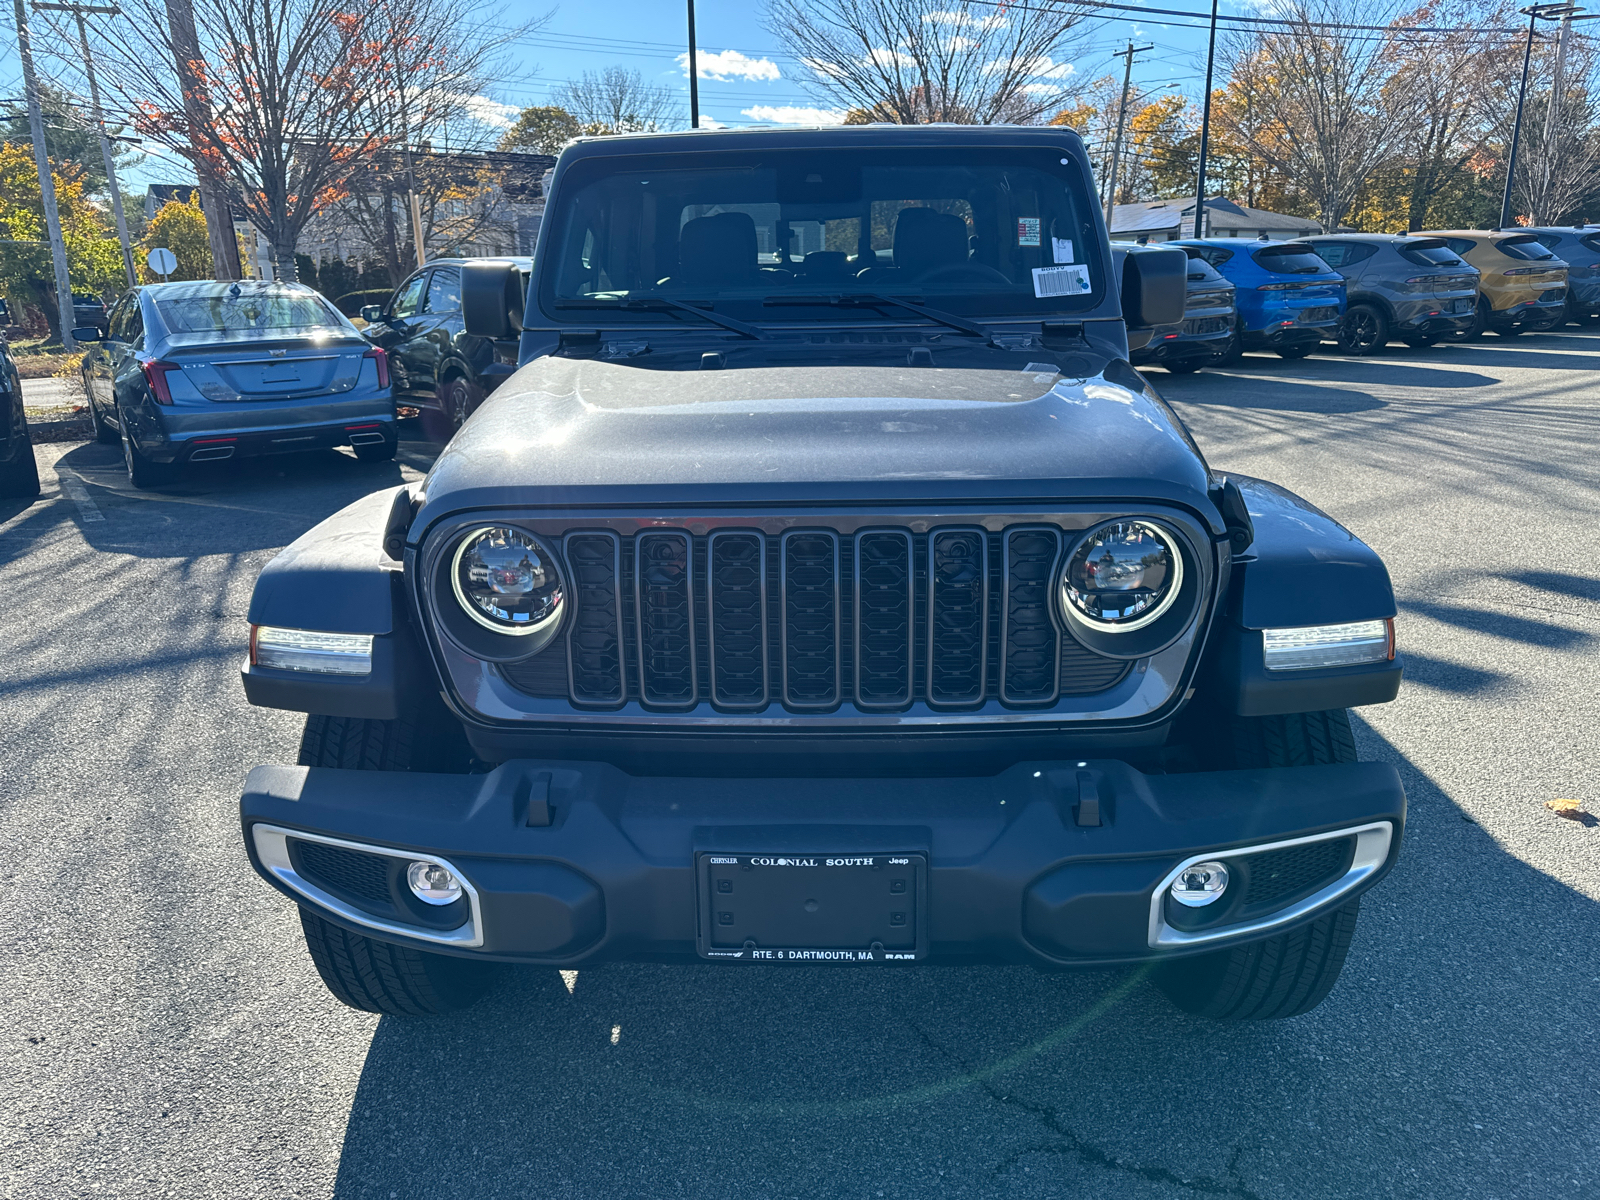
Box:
[76, 280, 395, 488]
[1171, 238, 1345, 360]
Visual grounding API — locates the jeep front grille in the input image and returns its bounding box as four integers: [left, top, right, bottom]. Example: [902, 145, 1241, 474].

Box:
[499, 525, 1131, 714]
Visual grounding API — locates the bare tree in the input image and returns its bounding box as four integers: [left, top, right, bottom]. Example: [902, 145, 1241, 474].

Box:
[765, 0, 1094, 125]
[96, 0, 525, 280]
[554, 67, 681, 134]
[1219, 0, 1426, 232]
[1515, 22, 1600, 224]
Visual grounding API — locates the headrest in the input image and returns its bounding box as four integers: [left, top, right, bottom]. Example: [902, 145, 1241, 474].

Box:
[677, 212, 760, 287]
[798, 250, 851, 279]
[893, 207, 970, 279]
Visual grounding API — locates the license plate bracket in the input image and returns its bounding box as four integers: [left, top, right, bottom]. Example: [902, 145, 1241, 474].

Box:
[695, 853, 927, 963]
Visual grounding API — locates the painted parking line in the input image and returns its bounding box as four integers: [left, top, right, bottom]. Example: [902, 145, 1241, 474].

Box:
[55, 469, 105, 523]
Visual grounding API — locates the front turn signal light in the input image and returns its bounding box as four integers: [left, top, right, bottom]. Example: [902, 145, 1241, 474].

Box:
[250, 625, 373, 676]
[1262, 619, 1393, 671]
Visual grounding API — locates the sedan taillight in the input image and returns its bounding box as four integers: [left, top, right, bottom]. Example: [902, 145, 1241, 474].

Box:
[364, 346, 390, 389]
[143, 360, 180, 404]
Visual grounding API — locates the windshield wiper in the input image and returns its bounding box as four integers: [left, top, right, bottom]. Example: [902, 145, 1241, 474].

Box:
[554, 297, 769, 340]
[764, 293, 994, 344]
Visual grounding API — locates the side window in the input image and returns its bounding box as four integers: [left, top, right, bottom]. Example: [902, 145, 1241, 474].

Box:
[1313, 242, 1346, 267]
[1342, 244, 1378, 266]
[392, 274, 427, 319]
[1534, 234, 1562, 250]
[1195, 246, 1232, 268]
[105, 296, 132, 342]
[1446, 238, 1476, 257]
[424, 267, 461, 313]
[123, 300, 145, 350]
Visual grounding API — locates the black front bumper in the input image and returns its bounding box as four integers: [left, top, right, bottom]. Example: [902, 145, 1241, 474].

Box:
[241, 758, 1405, 969]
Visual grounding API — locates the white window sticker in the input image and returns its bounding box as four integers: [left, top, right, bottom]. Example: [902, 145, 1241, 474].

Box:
[1017, 217, 1041, 246]
[1032, 264, 1091, 298]
[1052, 237, 1075, 264]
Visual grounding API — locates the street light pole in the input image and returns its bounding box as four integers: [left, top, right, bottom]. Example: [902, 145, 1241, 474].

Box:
[1192, 0, 1221, 240]
[33, 2, 136, 288]
[11, 0, 76, 350]
[1501, 3, 1580, 229]
[686, 0, 700, 129]
[1103, 42, 1153, 231]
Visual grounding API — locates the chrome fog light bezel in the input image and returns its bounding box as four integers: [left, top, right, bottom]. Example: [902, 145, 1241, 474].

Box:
[406, 860, 465, 906]
[1262, 619, 1392, 671]
[1169, 861, 1230, 907]
[251, 625, 374, 676]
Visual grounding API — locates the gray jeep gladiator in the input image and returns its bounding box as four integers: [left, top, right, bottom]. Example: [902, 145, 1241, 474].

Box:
[239, 125, 1404, 1020]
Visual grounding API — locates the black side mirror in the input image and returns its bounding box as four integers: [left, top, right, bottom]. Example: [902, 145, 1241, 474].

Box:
[462, 260, 526, 339]
[359, 305, 383, 323]
[1120, 247, 1187, 331]
[71, 326, 104, 343]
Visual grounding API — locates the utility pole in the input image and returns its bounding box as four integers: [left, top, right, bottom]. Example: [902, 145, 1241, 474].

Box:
[164, 0, 241, 279]
[686, 0, 700, 129]
[1192, 0, 1221, 240]
[1103, 42, 1153, 231]
[33, 2, 136, 287]
[12, 0, 76, 350]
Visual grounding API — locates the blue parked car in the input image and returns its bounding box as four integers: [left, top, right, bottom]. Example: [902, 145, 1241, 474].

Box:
[1173, 237, 1345, 360]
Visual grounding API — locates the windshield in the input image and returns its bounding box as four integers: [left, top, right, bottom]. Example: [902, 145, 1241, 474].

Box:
[541, 147, 1104, 324]
[157, 288, 345, 334]
[1251, 245, 1334, 275]
[1496, 237, 1557, 261]
[1399, 242, 1464, 267]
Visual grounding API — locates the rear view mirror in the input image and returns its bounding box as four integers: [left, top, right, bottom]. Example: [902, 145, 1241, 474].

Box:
[359, 305, 383, 323]
[1120, 247, 1187, 331]
[462, 260, 526, 339]
[71, 326, 103, 343]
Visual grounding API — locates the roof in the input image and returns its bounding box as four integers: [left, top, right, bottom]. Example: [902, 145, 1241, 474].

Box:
[1111, 197, 1322, 235]
[1311, 233, 1438, 244]
[1422, 229, 1544, 241]
[561, 123, 1090, 159]
[139, 280, 319, 298]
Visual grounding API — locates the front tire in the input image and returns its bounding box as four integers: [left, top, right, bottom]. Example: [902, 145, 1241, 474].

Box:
[441, 375, 485, 435]
[0, 416, 41, 499]
[1155, 709, 1365, 1020]
[299, 908, 496, 1016]
[293, 713, 486, 1014]
[88, 384, 118, 444]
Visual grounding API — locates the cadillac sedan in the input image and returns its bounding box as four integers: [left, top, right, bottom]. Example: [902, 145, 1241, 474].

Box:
[77, 280, 394, 487]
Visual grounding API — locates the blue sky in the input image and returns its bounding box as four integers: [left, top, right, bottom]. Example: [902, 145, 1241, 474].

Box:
[1, 0, 1243, 191]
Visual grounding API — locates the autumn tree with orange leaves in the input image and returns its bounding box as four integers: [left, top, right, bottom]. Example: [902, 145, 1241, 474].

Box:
[93, 0, 525, 281]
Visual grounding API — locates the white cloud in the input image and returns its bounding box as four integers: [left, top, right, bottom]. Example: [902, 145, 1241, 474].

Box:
[922, 9, 1007, 29]
[740, 105, 848, 126]
[697, 115, 730, 130]
[676, 49, 782, 82]
[459, 95, 520, 128]
[985, 55, 1074, 79]
[866, 46, 918, 70]
[801, 56, 847, 80]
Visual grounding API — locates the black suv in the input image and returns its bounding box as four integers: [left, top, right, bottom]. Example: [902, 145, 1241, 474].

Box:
[239, 126, 1405, 1024]
[360, 257, 531, 437]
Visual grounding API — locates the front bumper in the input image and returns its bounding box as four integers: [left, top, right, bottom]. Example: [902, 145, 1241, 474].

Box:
[241, 757, 1405, 968]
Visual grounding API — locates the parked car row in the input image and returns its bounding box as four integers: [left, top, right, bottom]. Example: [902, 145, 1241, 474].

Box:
[1124, 226, 1594, 372]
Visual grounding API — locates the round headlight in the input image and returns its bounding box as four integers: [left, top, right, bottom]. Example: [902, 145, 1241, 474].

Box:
[451, 526, 564, 636]
[1061, 520, 1183, 632]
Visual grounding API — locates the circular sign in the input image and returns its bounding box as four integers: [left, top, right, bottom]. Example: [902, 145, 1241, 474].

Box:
[147, 247, 178, 276]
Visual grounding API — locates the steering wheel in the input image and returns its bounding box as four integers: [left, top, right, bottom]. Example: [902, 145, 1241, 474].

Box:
[914, 262, 1013, 288]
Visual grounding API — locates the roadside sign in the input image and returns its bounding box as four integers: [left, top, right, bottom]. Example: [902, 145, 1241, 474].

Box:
[147, 247, 177, 279]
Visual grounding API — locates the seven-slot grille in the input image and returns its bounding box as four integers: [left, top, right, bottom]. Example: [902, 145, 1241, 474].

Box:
[499, 525, 1133, 712]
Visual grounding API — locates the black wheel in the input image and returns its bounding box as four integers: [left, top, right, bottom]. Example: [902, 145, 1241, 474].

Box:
[440, 376, 485, 434]
[1275, 341, 1316, 360]
[293, 713, 486, 1015]
[1165, 358, 1204, 374]
[1153, 901, 1362, 1021]
[1337, 304, 1388, 355]
[87, 382, 118, 444]
[119, 416, 176, 488]
[0, 412, 41, 499]
[299, 908, 496, 1016]
[1155, 709, 1364, 1020]
[352, 434, 396, 462]
[1217, 318, 1244, 365]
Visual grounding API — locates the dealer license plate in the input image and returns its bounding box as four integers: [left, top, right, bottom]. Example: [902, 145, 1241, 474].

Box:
[696, 853, 925, 962]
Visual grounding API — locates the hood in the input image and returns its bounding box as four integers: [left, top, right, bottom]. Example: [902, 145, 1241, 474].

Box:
[417, 353, 1217, 527]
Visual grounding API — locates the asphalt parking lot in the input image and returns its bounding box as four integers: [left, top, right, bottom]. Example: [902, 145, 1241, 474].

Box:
[3, 332, 1598, 1200]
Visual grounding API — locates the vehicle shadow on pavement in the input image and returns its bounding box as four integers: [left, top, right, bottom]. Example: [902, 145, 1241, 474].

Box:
[1163, 373, 1388, 413]
[327, 720, 1600, 1200]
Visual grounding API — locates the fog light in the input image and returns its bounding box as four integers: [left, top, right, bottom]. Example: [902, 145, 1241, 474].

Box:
[1170, 861, 1229, 907]
[406, 861, 463, 906]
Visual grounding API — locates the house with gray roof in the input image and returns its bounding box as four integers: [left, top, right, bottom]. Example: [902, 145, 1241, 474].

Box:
[1111, 197, 1325, 242]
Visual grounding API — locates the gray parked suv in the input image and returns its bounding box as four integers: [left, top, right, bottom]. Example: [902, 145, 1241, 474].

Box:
[1307, 235, 1478, 354]
[1523, 227, 1600, 325]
